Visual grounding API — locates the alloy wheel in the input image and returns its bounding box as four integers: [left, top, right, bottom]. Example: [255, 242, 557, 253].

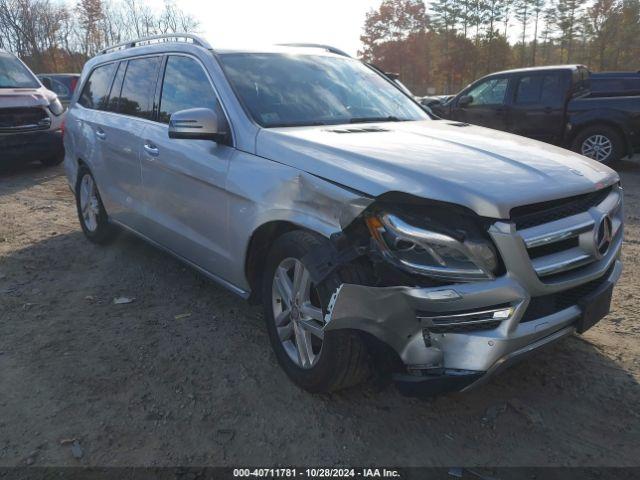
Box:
[271, 257, 325, 369]
[581, 134, 613, 162]
[79, 174, 100, 232]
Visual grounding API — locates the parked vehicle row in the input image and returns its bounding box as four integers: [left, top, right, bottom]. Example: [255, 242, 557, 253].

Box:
[62, 35, 622, 397]
[0, 50, 67, 166]
[423, 65, 640, 165]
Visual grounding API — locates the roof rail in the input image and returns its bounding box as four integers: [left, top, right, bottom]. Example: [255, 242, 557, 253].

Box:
[99, 33, 211, 55]
[277, 43, 351, 58]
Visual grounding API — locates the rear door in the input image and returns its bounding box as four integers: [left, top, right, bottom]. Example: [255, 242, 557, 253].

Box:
[452, 76, 510, 130]
[98, 56, 162, 229]
[508, 71, 567, 144]
[139, 54, 234, 277]
[73, 61, 118, 207]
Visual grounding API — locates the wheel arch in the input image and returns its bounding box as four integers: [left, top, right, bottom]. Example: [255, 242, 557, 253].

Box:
[245, 220, 316, 304]
[568, 119, 631, 158]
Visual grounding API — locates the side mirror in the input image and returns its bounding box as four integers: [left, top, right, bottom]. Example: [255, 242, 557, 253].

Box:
[420, 98, 441, 108]
[168, 108, 228, 142]
[458, 95, 473, 107]
[420, 104, 435, 115]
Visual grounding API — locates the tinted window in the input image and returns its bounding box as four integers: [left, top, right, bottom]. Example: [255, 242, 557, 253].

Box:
[118, 57, 161, 119]
[52, 75, 80, 94]
[515, 74, 564, 105]
[159, 56, 218, 124]
[218, 53, 427, 127]
[46, 77, 70, 97]
[106, 62, 125, 112]
[466, 78, 508, 106]
[541, 75, 564, 104]
[78, 63, 117, 109]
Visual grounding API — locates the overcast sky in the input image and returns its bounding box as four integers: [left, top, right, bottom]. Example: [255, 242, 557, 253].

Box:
[142, 0, 382, 56]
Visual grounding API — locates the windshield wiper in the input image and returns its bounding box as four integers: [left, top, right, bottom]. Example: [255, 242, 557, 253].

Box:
[348, 116, 404, 124]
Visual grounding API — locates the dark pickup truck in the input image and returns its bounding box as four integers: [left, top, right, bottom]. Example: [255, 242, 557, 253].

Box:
[428, 65, 640, 164]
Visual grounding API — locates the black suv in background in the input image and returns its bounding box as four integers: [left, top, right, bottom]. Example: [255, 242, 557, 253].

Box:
[429, 65, 640, 164]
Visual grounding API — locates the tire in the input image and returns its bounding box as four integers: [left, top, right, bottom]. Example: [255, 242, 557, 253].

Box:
[40, 152, 64, 167]
[262, 230, 370, 393]
[75, 165, 117, 244]
[572, 125, 625, 165]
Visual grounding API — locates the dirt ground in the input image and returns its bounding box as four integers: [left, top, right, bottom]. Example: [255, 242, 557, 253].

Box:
[0, 158, 639, 468]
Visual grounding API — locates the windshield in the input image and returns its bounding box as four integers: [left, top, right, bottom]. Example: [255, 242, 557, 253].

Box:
[218, 53, 428, 127]
[0, 53, 40, 88]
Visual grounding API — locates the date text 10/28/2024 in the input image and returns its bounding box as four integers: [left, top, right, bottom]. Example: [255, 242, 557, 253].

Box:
[233, 469, 402, 478]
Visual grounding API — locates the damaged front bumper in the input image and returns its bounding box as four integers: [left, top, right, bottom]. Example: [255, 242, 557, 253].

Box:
[323, 257, 622, 397]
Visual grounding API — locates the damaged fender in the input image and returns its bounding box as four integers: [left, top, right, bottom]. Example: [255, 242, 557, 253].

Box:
[225, 150, 373, 291]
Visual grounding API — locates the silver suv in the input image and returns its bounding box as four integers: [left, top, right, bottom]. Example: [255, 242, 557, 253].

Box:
[64, 35, 623, 396]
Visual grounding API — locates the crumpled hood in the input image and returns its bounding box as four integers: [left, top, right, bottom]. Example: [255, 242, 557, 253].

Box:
[0, 87, 55, 108]
[256, 120, 619, 219]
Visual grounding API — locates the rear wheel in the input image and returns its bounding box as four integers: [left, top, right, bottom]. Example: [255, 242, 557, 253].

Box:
[572, 125, 624, 165]
[262, 230, 370, 393]
[75, 166, 117, 244]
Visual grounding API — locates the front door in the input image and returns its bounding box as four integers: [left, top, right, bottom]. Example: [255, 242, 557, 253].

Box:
[453, 76, 510, 131]
[98, 56, 162, 229]
[140, 54, 234, 278]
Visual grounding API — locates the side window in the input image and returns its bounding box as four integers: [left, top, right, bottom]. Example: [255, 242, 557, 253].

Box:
[540, 74, 564, 105]
[515, 76, 539, 104]
[118, 56, 162, 120]
[53, 79, 70, 97]
[106, 62, 125, 113]
[515, 74, 564, 105]
[159, 56, 219, 124]
[78, 63, 117, 110]
[466, 78, 508, 106]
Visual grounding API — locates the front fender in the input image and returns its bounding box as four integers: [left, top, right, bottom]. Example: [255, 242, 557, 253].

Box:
[225, 151, 373, 289]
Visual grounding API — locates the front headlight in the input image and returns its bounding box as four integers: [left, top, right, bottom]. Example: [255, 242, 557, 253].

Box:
[48, 97, 65, 116]
[366, 212, 498, 281]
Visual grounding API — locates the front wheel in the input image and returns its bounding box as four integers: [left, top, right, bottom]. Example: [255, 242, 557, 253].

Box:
[572, 125, 624, 165]
[262, 230, 370, 393]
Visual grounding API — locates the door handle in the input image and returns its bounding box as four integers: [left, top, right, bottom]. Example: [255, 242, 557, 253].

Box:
[95, 128, 106, 140]
[543, 107, 553, 114]
[143, 141, 159, 157]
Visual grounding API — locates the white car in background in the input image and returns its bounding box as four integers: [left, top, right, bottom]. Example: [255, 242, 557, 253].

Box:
[0, 50, 66, 167]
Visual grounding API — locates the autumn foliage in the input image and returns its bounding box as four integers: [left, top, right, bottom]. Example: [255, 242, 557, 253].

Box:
[360, 0, 640, 95]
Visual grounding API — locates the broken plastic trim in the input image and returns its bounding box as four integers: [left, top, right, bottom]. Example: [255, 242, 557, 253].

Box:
[301, 191, 502, 287]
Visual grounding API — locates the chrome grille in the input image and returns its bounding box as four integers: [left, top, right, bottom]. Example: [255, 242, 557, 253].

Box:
[516, 186, 622, 279]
